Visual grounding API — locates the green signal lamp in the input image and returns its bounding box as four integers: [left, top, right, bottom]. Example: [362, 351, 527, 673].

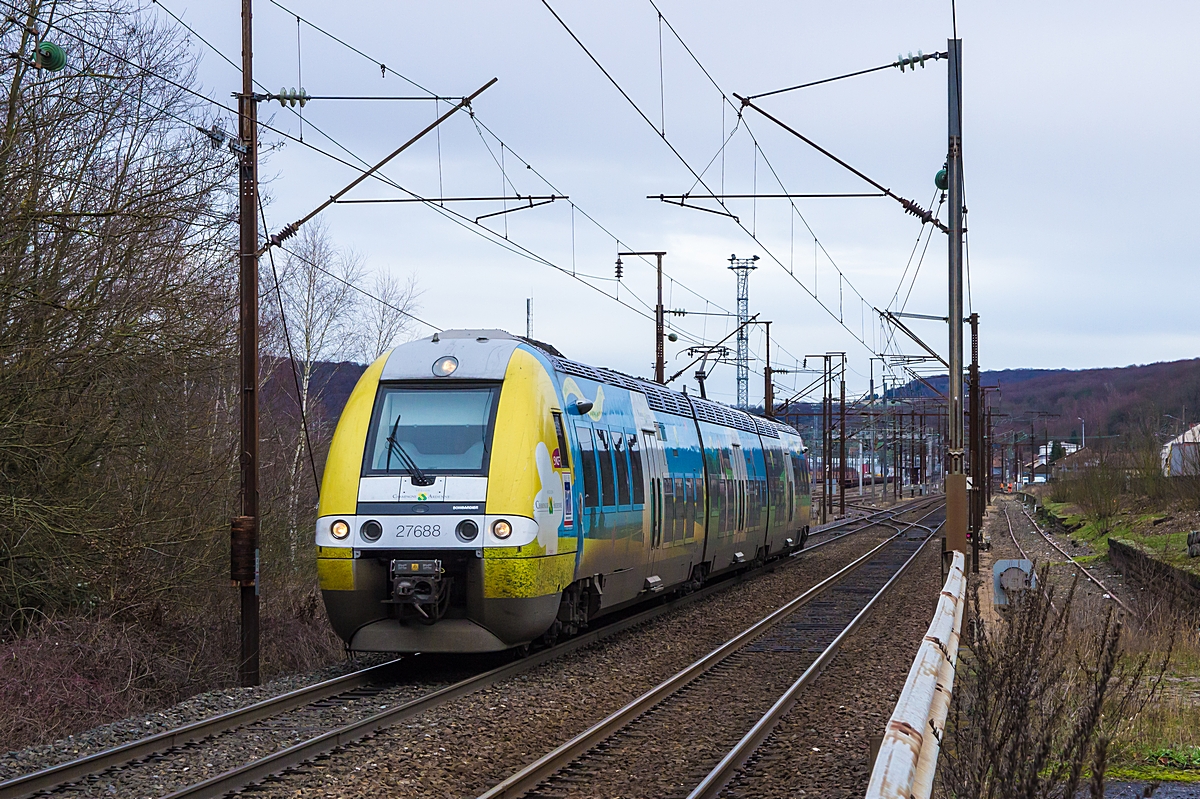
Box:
[36, 41, 66, 71]
[934, 168, 948, 191]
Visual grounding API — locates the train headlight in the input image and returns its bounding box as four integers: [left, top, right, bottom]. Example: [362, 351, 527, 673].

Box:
[330, 519, 350, 540]
[456, 519, 479, 542]
[360, 520, 383, 542]
[491, 519, 512, 540]
[432, 356, 458, 376]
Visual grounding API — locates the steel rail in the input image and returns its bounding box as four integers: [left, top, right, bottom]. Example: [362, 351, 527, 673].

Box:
[164, 499, 938, 799]
[1020, 506, 1135, 616]
[1001, 504, 1030, 559]
[0, 658, 406, 799]
[474, 503, 946, 799]
[4, 497, 937, 799]
[1001, 501, 1060, 614]
[807, 495, 942, 541]
[688, 518, 944, 799]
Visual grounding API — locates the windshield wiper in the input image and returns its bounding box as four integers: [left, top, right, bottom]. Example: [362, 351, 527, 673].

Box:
[385, 414, 435, 487]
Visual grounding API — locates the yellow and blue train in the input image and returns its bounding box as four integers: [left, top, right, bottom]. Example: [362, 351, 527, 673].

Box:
[315, 330, 811, 653]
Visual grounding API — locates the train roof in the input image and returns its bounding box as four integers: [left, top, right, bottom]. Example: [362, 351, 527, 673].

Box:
[407, 329, 801, 442]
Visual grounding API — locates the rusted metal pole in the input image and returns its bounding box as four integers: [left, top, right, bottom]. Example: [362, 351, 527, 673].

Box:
[235, 0, 260, 687]
[969, 313, 980, 573]
[823, 358, 831, 522]
[764, 321, 773, 417]
[655, 253, 664, 383]
[618, 250, 668, 383]
[945, 38, 967, 556]
[839, 357, 846, 517]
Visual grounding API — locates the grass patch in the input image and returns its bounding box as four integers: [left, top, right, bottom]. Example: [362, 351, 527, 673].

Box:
[1106, 764, 1200, 783]
[1112, 531, 1199, 573]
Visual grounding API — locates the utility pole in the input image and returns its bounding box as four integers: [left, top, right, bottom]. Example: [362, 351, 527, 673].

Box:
[526, 297, 533, 338]
[231, 0, 261, 688]
[986, 402, 994, 503]
[968, 312, 980, 572]
[824, 356, 832, 521]
[839, 355, 846, 517]
[729, 255, 759, 407]
[869, 358, 878, 498]
[809, 353, 834, 522]
[893, 406, 900, 501]
[618, 251, 667, 382]
[945, 37, 968, 555]
[763, 321, 773, 417]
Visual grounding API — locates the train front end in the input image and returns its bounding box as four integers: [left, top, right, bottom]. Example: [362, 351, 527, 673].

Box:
[315, 330, 578, 653]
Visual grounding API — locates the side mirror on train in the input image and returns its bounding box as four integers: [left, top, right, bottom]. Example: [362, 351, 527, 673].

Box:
[573, 400, 594, 415]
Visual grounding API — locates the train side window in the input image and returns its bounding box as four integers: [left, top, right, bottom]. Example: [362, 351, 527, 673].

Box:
[628, 434, 645, 505]
[596, 429, 616, 506]
[681, 475, 691, 537]
[578, 426, 599, 507]
[662, 475, 676, 543]
[612, 429, 632, 506]
[552, 411, 570, 469]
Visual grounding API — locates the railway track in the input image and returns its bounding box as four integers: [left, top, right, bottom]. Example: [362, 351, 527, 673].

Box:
[0, 496, 942, 799]
[998, 500, 1134, 617]
[1017, 503, 1134, 615]
[472, 502, 945, 799]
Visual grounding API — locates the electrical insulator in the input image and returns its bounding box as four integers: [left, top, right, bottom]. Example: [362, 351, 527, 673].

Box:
[898, 50, 932, 73]
[614, 256, 623, 280]
[35, 41, 66, 71]
[667, 332, 678, 342]
[277, 87, 310, 108]
[935, 168, 948, 191]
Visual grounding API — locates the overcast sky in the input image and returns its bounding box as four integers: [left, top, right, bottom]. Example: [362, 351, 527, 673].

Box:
[167, 1, 1199, 406]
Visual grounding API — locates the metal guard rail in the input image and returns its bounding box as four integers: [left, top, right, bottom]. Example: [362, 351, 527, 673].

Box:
[865, 549, 966, 799]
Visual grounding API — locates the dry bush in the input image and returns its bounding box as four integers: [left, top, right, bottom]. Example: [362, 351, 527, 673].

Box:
[939, 571, 1168, 798]
[1053, 458, 1124, 523]
[0, 0, 391, 750]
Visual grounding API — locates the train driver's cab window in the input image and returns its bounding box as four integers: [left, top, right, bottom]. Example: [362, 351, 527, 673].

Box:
[552, 411, 570, 469]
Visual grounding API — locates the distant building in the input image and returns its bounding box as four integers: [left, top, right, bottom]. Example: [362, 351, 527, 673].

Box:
[1162, 423, 1200, 476]
[1022, 441, 1081, 483]
[1052, 447, 1100, 480]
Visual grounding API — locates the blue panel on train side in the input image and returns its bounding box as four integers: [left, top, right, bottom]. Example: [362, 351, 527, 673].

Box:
[552, 372, 643, 543]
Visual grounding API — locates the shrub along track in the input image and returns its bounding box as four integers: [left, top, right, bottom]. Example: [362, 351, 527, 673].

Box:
[0, 497, 942, 799]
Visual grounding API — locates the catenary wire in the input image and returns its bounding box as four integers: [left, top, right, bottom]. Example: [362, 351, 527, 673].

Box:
[261, 0, 739, 327]
[40, 0, 830, 389]
[259, 193, 322, 495]
[18, 2, 719, 354]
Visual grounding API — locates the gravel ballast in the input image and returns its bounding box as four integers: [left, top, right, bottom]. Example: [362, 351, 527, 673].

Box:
[994, 499, 1139, 612]
[716, 540, 941, 798]
[2, 502, 940, 799]
[236, 522, 913, 798]
[0, 655, 391, 783]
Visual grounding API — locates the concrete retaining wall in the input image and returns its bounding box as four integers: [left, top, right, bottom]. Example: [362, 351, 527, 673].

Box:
[1107, 538, 1200, 606]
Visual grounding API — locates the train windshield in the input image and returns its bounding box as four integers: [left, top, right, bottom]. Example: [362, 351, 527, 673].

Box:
[364, 386, 500, 475]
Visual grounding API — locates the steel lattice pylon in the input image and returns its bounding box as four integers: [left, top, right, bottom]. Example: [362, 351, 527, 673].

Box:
[728, 254, 758, 408]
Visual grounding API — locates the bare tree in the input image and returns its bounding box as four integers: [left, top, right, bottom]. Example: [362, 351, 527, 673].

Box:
[264, 220, 360, 562]
[0, 0, 239, 630]
[357, 271, 421, 363]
